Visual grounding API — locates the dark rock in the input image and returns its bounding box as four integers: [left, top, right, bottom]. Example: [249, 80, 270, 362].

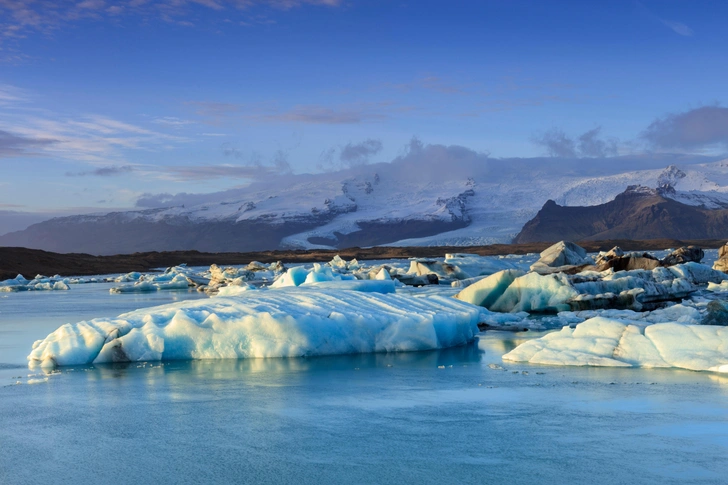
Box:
[661, 246, 704, 266]
[392, 273, 439, 287]
[594, 246, 624, 266]
[597, 255, 661, 272]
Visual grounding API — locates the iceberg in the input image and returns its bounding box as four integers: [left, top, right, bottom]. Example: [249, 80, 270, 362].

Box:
[530, 241, 594, 274]
[454, 269, 525, 307]
[270, 263, 357, 288]
[28, 288, 483, 368]
[0, 274, 71, 292]
[110, 274, 191, 293]
[503, 317, 728, 373]
[457, 263, 728, 313]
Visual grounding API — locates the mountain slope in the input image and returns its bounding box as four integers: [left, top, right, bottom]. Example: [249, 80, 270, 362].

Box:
[514, 186, 728, 243]
[3, 145, 728, 254]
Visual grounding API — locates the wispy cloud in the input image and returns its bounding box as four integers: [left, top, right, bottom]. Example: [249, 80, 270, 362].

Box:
[188, 100, 412, 125]
[0, 83, 26, 103]
[0, 112, 186, 163]
[532, 127, 618, 158]
[659, 18, 693, 37]
[637, 2, 693, 37]
[384, 75, 469, 95]
[65, 165, 135, 177]
[0, 129, 57, 157]
[158, 163, 284, 181]
[152, 116, 195, 127]
[261, 105, 388, 124]
[0, 0, 343, 43]
[319, 138, 383, 170]
[186, 101, 243, 123]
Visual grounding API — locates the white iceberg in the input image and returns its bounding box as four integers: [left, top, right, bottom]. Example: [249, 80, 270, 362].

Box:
[28, 288, 483, 368]
[503, 317, 728, 373]
[110, 273, 191, 293]
[271, 263, 356, 288]
[0, 274, 71, 292]
[530, 241, 594, 274]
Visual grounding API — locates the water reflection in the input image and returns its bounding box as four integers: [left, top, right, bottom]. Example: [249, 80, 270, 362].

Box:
[86, 341, 485, 382]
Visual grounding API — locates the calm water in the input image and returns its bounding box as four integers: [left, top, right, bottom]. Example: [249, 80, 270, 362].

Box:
[1, 283, 728, 484]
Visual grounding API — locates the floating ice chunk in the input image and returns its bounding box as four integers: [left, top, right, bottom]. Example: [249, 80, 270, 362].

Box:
[28, 288, 483, 367]
[667, 262, 727, 285]
[707, 281, 728, 292]
[110, 274, 191, 293]
[454, 269, 525, 308]
[112, 272, 143, 283]
[530, 241, 593, 274]
[408, 259, 464, 280]
[270, 266, 309, 287]
[327, 255, 360, 272]
[490, 272, 578, 313]
[271, 263, 355, 287]
[0, 274, 71, 292]
[375, 268, 392, 280]
[503, 317, 728, 372]
[451, 275, 487, 288]
[216, 284, 258, 297]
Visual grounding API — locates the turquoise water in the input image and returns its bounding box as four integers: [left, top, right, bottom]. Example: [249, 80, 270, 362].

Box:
[1, 284, 728, 484]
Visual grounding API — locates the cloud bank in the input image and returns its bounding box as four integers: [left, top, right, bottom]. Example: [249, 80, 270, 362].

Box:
[642, 106, 728, 151]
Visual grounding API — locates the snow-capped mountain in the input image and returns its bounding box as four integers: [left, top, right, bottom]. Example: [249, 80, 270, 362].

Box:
[3, 143, 728, 255]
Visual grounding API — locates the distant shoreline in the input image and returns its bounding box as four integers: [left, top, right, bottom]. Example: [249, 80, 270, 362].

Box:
[1, 238, 725, 280]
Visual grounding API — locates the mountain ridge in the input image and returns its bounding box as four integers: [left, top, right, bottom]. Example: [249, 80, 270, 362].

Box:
[514, 185, 728, 243]
[4, 149, 728, 254]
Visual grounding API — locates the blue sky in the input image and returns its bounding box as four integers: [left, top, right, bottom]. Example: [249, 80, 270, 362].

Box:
[1, 0, 727, 225]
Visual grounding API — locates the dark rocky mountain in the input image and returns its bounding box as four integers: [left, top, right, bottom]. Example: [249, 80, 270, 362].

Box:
[514, 185, 728, 244]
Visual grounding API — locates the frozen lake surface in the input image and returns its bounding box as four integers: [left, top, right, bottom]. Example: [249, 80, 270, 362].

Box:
[2, 274, 728, 484]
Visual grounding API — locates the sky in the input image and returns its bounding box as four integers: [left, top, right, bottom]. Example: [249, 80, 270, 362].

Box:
[1, 0, 728, 232]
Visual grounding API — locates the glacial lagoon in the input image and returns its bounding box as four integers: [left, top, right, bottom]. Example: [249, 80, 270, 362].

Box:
[2, 272, 728, 484]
